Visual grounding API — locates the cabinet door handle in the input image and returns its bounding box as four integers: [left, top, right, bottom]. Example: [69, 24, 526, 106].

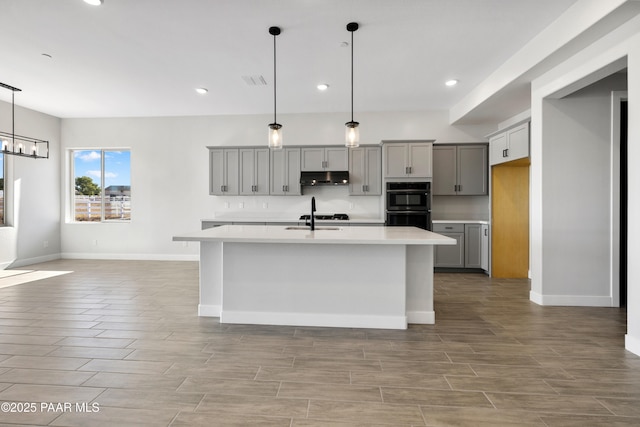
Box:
[221, 185, 224, 192]
[445, 226, 453, 230]
[484, 228, 488, 236]
[505, 148, 509, 157]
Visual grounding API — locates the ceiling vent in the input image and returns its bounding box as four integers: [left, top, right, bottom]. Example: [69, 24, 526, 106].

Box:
[242, 75, 267, 86]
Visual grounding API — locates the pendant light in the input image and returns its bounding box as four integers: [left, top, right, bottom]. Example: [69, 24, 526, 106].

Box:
[268, 26, 283, 150]
[345, 22, 359, 148]
[0, 82, 49, 159]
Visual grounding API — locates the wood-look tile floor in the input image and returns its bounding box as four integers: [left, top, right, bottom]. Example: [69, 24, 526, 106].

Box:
[0, 260, 638, 426]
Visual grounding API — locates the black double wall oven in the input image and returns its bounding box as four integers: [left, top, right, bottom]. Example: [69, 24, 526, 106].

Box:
[385, 182, 432, 230]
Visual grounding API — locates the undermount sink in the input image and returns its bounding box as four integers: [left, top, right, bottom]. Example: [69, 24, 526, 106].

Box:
[285, 226, 341, 231]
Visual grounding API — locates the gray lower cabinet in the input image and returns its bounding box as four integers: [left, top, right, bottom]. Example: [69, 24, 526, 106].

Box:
[481, 223, 489, 271]
[434, 222, 487, 269]
[464, 223, 482, 269]
[433, 223, 465, 268]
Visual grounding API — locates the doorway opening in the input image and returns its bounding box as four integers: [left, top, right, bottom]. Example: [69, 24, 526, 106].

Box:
[620, 100, 627, 307]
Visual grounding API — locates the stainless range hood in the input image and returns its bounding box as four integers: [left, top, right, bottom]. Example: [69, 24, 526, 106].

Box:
[300, 171, 349, 186]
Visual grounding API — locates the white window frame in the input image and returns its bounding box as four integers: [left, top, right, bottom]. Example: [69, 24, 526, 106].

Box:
[69, 148, 131, 223]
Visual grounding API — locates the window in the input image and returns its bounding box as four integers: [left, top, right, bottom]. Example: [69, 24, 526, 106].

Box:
[0, 151, 4, 225]
[72, 149, 131, 222]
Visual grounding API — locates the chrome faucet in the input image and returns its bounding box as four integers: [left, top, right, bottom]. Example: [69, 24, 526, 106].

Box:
[309, 197, 316, 230]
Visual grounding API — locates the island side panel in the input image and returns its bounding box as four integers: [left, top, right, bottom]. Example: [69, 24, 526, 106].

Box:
[406, 245, 435, 324]
[198, 241, 223, 317]
[220, 242, 407, 329]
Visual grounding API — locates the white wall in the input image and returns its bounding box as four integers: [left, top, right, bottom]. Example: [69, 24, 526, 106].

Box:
[0, 100, 61, 269]
[530, 14, 640, 355]
[536, 75, 626, 305]
[60, 110, 491, 260]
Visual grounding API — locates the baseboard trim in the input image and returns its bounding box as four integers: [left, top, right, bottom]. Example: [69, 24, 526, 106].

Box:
[406, 310, 435, 325]
[220, 310, 408, 330]
[625, 334, 640, 357]
[61, 253, 199, 262]
[8, 253, 62, 269]
[199, 304, 221, 317]
[530, 290, 613, 307]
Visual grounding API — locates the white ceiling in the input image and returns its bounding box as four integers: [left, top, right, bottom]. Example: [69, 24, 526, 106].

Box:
[0, 0, 578, 120]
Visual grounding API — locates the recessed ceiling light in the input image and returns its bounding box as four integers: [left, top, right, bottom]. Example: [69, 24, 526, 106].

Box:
[445, 79, 459, 87]
[84, 0, 104, 5]
[317, 84, 329, 91]
[195, 88, 208, 94]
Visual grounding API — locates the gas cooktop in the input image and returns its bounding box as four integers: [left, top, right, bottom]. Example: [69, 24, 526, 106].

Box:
[299, 213, 349, 220]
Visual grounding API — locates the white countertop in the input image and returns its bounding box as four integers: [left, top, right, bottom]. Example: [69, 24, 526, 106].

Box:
[201, 217, 385, 225]
[174, 225, 455, 246]
[432, 219, 490, 225]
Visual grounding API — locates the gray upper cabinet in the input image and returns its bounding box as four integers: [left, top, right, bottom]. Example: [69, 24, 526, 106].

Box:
[383, 141, 433, 178]
[301, 147, 348, 171]
[270, 148, 301, 195]
[349, 146, 382, 195]
[433, 144, 488, 195]
[239, 148, 270, 195]
[489, 121, 530, 166]
[209, 148, 239, 195]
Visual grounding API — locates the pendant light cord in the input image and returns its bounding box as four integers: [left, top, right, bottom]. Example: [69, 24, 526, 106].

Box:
[12, 91, 15, 147]
[350, 28, 354, 123]
[273, 32, 277, 124]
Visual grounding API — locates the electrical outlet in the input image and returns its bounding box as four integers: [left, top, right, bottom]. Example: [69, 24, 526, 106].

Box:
[224, 202, 230, 209]
[262, 202, 268, 209]
[43, 240, 49, 248]
[92, 239, 98, 246]
[239, 202, 244, 209]
[182, 241, 188, 247]
[349, 202, 355, 210]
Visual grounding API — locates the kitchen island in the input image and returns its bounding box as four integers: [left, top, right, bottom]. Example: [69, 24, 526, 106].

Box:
[173, 225, 455, 329]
